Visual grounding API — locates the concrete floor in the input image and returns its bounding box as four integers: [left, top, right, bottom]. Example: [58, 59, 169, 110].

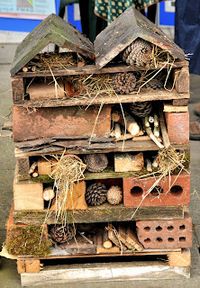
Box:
[0, 50, 200, 287]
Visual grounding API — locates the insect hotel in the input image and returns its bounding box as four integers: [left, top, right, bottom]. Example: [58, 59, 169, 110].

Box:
[6, 7, 191, 286]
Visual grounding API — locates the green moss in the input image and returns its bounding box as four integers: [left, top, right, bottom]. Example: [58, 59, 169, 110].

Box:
[6, 226, 51, 257]
[31, 175, 53, 184]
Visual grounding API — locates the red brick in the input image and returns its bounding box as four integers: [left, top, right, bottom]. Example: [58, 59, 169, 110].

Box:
[136, 216, 192, 249]
[165, 112, 189, 145]
[13, 105, 111, 142]
[123, 173, 190, 207]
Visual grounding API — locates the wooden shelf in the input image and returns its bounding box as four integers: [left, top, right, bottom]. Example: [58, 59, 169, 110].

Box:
[16, 89, 189, 108]
[15, 139, 189, 158]
[14, 205, 184, 225]
[14, 61, 187, 78]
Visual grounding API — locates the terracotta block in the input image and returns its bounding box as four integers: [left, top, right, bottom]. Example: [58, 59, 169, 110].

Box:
[123, 173, 190, 207]
[12, 77, 24, 102]
[136, 216, 192, 249]
[165, 112, 189, 145]
[13, 105, 111, 142]
[28, 81, 65, 100]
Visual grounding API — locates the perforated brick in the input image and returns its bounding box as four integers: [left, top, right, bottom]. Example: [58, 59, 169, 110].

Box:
[136, 216, 192, 249]
[123, 173, 190, 207]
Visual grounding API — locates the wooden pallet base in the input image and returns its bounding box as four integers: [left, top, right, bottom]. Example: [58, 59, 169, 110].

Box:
[19, 249, 191, 286]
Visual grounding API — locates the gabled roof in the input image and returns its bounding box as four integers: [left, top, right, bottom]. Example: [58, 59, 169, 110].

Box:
[10, 14, 95, 76]
[94, 6, 185, 69]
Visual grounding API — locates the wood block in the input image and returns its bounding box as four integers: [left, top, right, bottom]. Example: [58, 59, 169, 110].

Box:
[12, 77, 24, 102]
[175, 67, 190, 93]
[14, 178, 43, 210]
[172, 99, 189, 106]
[164, 105, 188, 113]
[168, 249, 191, 267]
[165, 112, 189, 145]
[114, 152, 144, 172]
[17, 259, 26, 273]
[12, 105, 111, 142]
[51, 181, 87, 210]
[24, 259, 41, 273]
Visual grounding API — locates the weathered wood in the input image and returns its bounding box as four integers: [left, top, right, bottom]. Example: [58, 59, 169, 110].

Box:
[14, 61, 187, 79]
[175, 67, 190, 94]
[15, 89, 189, 108]
[94, 7, 185, 68]
[17, 259, 41, 273]
[11, 77, 24, 102]
[20, 261, 190, 286]
[13, 105, 111, 142]
[16, 158, 30, 181]
[10, 14, 94, 76]
[14, 205, 184, 225]
[14, 141, 189, 158]
[172, 99, 189, 106]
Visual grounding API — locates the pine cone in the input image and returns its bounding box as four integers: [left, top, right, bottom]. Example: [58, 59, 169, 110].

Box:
[50, 224, 76, 244]
[107, 186, 122, 205]
[129, 101, 152, 118]
[123, 39, 152, 68]
[83, 154, 108, 173]
[85, 183, 107, 206]
[112, 73, 137, 94]
[145, 78, 163, 89]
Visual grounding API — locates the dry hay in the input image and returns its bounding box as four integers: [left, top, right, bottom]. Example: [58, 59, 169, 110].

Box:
[43, 153, 86, 226]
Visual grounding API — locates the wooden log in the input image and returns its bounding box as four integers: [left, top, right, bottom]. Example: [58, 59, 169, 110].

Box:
[117, 226, 143, 251]
[29, 162, 37, 175]
[114, 123, 121, 139]
[114, 152, 144, 172]
[13, 105, 111, 142]
[27, 81, 65, 100]
[159, 111, 170, 148]
[38, 159, 56, 175]
[43, 187, 55, 201]
[103, 230, 113, 249]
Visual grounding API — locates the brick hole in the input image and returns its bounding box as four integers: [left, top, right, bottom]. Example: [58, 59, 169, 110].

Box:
[179, 224, 186, 230]
[156, 237, 163, 242]
[179, 237, 186, 242]
[131, 186, 143, 196]
[156, 226, 162, 231]
[150, 186, 164, 196]
[144, 238, 151, 243]
[168, 237, 174, 242]
[170, 185, 183, 195]
[144, 226, 151, 232]
[167, 225, 174, 231]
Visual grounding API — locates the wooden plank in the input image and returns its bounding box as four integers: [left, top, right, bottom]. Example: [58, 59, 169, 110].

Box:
[13, 205, 184, 225]
[11, 77, 24, 102]
[172, 99, 189, 106]
[168, 249, 191, 267]
[15, 89, 189, 108]
[164, 104, 188, 113]
[16, 158, 30, 181]
[14, 61, 187, 78]
[20, 262, 190, 286]
[14, 141, 189, 158]
[174, 67, 190, 94]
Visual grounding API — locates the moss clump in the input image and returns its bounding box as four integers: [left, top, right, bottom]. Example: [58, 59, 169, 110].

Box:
[6, 226, 51, 257]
